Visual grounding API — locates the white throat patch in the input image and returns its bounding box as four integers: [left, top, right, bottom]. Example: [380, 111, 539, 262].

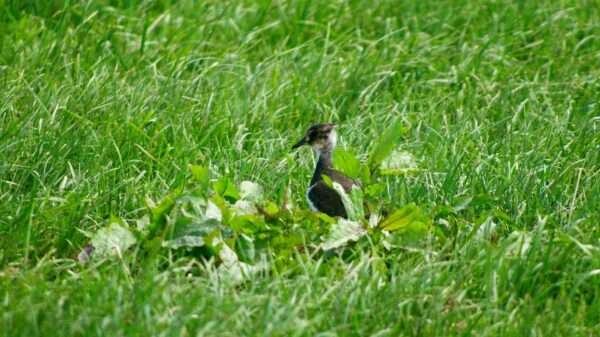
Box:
[327, 129, 337, 149]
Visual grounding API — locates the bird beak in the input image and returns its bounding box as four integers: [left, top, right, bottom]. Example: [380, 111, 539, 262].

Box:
[291, 138, 307, 149]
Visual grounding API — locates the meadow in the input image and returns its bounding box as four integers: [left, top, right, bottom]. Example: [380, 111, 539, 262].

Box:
[1, 0, 599, 336]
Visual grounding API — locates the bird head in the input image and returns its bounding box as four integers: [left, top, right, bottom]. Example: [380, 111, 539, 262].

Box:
[292, 123, 337, 152]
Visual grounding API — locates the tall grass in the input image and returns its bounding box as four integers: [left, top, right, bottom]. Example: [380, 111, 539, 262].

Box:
[1, 0, 598, 336]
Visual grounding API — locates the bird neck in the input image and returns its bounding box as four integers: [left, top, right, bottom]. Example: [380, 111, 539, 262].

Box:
[310, 149, 333, 186]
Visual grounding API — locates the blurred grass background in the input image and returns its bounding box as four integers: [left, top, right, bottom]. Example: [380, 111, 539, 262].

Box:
[0, 0, 599, 336]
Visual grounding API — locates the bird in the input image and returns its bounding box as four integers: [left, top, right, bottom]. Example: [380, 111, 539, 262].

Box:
[292, 123, 362, 218]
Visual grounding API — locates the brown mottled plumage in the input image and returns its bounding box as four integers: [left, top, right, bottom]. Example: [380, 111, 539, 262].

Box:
[292, 123, 362, 218]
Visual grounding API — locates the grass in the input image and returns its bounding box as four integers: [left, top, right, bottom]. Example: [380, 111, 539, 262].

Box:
[1, 0, 599, 336]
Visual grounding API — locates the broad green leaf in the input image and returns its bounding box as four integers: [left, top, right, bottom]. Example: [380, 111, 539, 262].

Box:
[205, 200, 223, 221]
[239, 181, 264, 201]
[332, 183, 364, 221]
[161, 196, 226, 249]
[230, 214, 264, 234]
[211, 236, 237, 264]
[263, 201, 280, 217]
[321, 218, 366, 250]
[170, 218, 221, 240]
[203, 229, 224, 255]
[172, 195, 206, 216]
[368, 118, 405, 168]
[333, 147, 361, 179]
[161, 235, 207, 249]
[146, 187, 182, 237]
[316, 212, 336, 224]
[169, 195, 221, 223]
[379, 203, 431, 232]
[332, 182, 356, 220]
[235, 233, 255, 263]
[360, 164, 372, 185]
[365, 183, 386, 198]
[349, 186, 364, 220]
[90, 219, 137, 257]
[210, 194, 233, 226]
[232, 200, 258, 216]
[213, 176, 241, 202]
[379, 150, 420, 175]
[189, 165, 211, 185]
[212, 236, 268, 285]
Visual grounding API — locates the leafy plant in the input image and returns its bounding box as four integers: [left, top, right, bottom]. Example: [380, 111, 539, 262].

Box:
[79, 118, 435, 282]
[379, 204, 431, 233]
[321, 219, 366, 250]
[330, 118, 430, 235]
[80, 170, 432, 283]
[80, 115, 433, 283]
[88, 217, 138, 258]
[332, 148, 362, 179]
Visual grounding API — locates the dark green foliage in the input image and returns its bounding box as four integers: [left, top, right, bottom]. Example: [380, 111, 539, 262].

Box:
[333, 147, 362, 179]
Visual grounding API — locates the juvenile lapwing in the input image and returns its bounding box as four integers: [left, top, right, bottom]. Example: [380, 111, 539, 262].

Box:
[292, 123, 362, 218]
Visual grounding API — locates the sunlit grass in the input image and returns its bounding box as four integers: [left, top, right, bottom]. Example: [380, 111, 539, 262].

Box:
[1, 0, 599, 336]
